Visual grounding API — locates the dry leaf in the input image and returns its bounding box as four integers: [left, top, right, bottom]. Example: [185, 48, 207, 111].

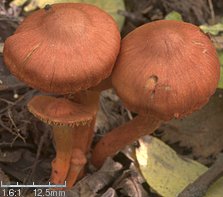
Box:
[101, 188, 117, 197]
[113, 164, 148, 197]
[10, 0, 125, 30]
[136, 136, 223, 197]
[67, 158, 123, 196]
[217, 51, 223, 89]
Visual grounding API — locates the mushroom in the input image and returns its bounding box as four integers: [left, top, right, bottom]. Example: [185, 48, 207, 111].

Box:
[91, 20, 220, 168]
[3, 3, 120, 94]
[3, 3, 120, 185]
[28, 95, 94, 187]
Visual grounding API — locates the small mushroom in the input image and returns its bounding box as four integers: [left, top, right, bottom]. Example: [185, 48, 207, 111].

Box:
[91, 20, 220, 168]
[28, 95, 95, 186]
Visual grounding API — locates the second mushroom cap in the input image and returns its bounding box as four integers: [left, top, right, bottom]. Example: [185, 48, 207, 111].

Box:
[112, 20, 220, 120]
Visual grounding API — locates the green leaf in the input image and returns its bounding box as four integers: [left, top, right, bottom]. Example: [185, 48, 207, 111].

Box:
[219, 67, 223, 89]
[164, 11, 183, 21]
[217, 50, 223, 89]
[136, 136, 223, 197]
[11, 0, 125, 30]
[81, 0, 125, 30]
[10, 0, 27, 7]
[200, 23, 223, 36]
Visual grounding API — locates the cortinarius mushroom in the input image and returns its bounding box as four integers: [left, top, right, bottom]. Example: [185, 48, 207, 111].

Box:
[3, 3, 120, 186]
[91, 20, 220, 168]
[3, 3, 120, 94]
[28, 95, 94, 187]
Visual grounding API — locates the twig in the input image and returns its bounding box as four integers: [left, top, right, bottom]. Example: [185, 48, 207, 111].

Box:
[0, 43, 3, 53]
[208, 0, 215, 24]
[68, 158, 122, 195]
[8, 109, 26, 143]
[0, 89, 36, 115]
[0, 141, 35, 149]
[126, 108, 133, 120]
[30, 128, 49, 177]
[0, 97, 15, 105]
[178, 153, 223, 197]
[0, 117, 20, 139]
[117, 10, 148, 23]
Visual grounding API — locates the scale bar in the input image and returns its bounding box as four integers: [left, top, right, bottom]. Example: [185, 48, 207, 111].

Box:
[0, 181, 67, 188]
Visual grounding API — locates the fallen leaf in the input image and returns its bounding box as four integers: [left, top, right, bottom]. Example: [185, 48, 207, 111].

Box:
[101, 188, 117, 197]
[11, 0, 125, 30]
[67, 157, 123, 196]
[113, 164, 148, 197]
[217, 50, 223, 89]
[10, 0, 27, 7]
[164, 11, 183, 21]
[220, 67, 223, 89]
[200, 23, 223, 36]
[136, 136, 223, 197]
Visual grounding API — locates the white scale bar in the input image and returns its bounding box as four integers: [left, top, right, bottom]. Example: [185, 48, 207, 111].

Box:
[0, 181, 66, 188]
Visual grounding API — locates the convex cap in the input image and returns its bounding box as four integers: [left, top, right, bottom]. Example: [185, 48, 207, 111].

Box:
[112, 20, 220, 120]
[28, 95, 94, 127]
[4, 3, 120, 93]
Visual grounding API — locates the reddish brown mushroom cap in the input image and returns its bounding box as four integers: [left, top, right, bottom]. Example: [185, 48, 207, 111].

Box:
[112, 20, 220, 120]
[3, 3, 120, 93]
[27, 95, 94, 127]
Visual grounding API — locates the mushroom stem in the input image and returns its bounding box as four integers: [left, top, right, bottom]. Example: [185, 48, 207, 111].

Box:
[68, 90, 100, 151]
[51, 126, 73, 184]
[66, 149, 87, 188]
[90, 76, 112, 92]
[61, 90, 100, 187]
[91, 115, 161, 168]
[27, 95, 98, 187]
[65, 119, 96, 187]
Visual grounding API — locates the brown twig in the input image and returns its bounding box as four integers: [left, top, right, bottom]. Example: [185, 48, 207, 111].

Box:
[208, 0, 215, 24]
[178, 153, 223, 197]
[0, 43, 3, 53]
[30, 128, 50, 178]
[117, 10, 148, 23]
[68, 157, 123, 195]
[8, 109, 26, 143]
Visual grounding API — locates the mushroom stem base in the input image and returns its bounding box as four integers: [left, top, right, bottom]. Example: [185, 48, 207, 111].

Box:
[50, 126, 73, 184]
